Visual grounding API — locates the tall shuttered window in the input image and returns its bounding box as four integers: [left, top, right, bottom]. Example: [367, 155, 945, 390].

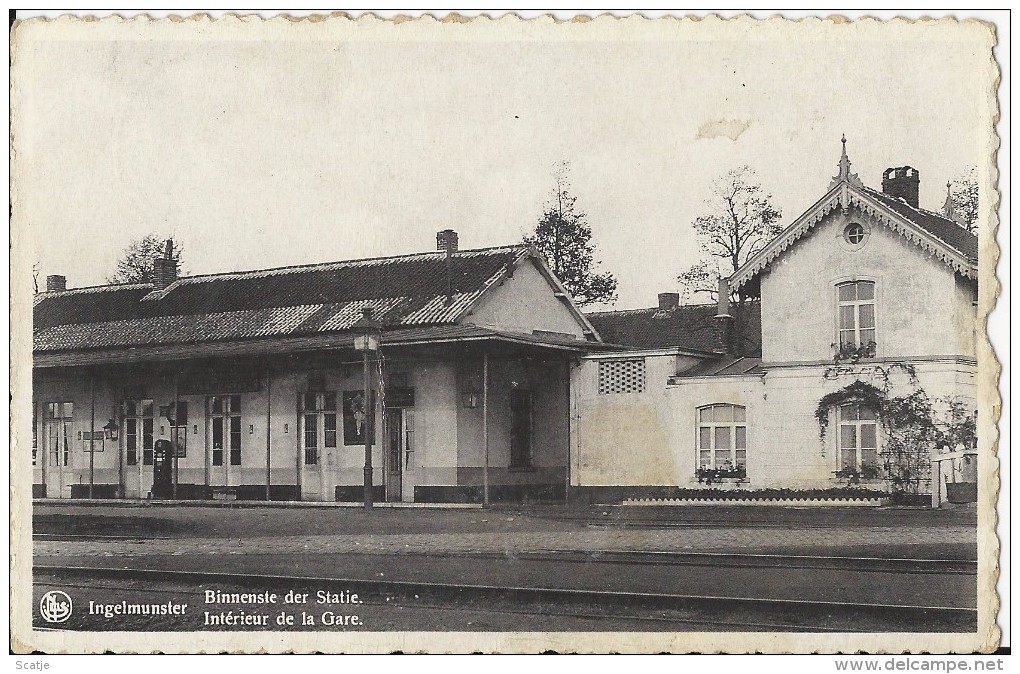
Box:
[838, 403, 879, 473]
[837, 280, 876, 352]
[122, 399, 153, 466]
[209, 395, 242, 466]
[301, 392, 337, 466]
[45, 402, 74, 468]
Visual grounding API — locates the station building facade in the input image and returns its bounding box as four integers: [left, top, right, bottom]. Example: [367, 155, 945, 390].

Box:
[31, 144, 981, 503]
[571, 146, 979, 499]
[32, 232, 606, 502]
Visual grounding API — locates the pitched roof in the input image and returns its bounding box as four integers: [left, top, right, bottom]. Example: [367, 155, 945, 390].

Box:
[34, 245, 587, 354]
[33, 323, 615, 369]
[860, 187, 978, 260]
[731, 178, 979, 292]
[585, 301, 762, 356]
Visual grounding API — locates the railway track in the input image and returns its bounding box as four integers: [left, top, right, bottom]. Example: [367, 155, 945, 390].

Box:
[34, 564, 977, 632]
[32, 533, 976, 575]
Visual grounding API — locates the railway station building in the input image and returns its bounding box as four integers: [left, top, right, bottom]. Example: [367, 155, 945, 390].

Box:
[31, 143, 980, 503]
[570, 144, 979, 500]
[32, 232, 607, 502]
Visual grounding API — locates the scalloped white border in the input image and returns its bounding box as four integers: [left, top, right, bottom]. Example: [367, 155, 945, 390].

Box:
[9, 11, 1003, 656]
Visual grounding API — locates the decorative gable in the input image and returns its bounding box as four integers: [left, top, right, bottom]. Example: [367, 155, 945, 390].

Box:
[732, 140, 978, 293]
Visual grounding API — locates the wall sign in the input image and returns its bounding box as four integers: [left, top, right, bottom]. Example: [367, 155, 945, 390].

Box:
[180, 372, 262, 396]
[81, 435, 105, 451]
[387, 387, 415, 408]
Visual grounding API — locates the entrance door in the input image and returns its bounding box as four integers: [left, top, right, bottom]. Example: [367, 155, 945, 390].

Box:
[385, 408, 403, 501]
[43, 402, 74, 498]
[207, 395, 241, 490]
[300, 392, 337, 501]
[122, 399, 155, 498]
[510, 390, 533, 468]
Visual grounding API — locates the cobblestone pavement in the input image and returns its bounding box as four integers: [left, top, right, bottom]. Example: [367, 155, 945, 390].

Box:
[34, 524, 977, 559]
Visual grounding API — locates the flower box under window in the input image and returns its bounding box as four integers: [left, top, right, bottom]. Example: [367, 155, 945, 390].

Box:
[696, 466, 747, 484]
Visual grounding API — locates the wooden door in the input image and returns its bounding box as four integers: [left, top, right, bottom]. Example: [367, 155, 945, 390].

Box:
[385, 408, 403, 501]
[510, 390, 533, 468]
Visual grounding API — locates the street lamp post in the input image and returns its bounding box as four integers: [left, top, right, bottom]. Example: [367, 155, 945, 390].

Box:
[352, 307, 382, 509]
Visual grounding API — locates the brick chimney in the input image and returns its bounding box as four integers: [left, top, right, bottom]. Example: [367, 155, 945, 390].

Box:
[657, 292, 679, 310]
[882, 166, 920, 208]
[436, 229, 459, 253]
[152, 258, 177, 290]
[436, 230, 458, 305]
[45, 275, 66, 292]
[715, 276, 735, 355]
[151, 239, 178, 290]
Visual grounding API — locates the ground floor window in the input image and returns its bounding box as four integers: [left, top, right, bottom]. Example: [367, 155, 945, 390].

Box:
[301, 392, 337, 465]
[122, 399, 153, 466]
[208, 395, 242, 466]
[838, 403, 879, 475]
[168, 401, 188, 458]
[697, 404, 746, 476]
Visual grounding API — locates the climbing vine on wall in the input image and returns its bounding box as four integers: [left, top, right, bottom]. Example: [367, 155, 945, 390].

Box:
[815, 375, 977, 496]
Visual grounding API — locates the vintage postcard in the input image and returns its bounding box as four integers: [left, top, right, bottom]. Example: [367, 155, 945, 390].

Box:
[9, 12, 1003, 655]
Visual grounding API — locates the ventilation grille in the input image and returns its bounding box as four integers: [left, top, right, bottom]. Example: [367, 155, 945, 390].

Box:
[598, 359, 646, 394]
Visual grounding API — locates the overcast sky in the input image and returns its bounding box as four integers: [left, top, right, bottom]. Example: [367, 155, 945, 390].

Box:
[13, 16, 995, 309]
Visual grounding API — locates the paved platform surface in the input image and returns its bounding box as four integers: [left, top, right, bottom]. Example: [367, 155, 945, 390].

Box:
[33, 503, 978, 560]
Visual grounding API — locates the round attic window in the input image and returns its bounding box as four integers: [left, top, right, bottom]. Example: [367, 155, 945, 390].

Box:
[844, 223, 867, 246]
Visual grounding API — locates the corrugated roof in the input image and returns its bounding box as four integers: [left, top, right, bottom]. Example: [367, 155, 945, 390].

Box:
[860, 187, 978, 260]
[34, 246, 527, 352]
[585, 302, 762, 356]
[33, 324, 603, 368]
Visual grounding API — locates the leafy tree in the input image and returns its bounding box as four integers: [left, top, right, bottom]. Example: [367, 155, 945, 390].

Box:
[524, 162, 618, 307]
[677, 165, 782, 303]
[108, 234, 184, 284]
[948, 167, 979, 233]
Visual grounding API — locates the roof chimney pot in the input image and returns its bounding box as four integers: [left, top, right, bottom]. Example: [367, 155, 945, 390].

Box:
[881, 166, 920, 209]
[715, 276, 735, 356]
[657, 292, 679, 310]
[437, 229, 459, 254]
[45, 275, 66, 293]
[152, 240, 179, 291]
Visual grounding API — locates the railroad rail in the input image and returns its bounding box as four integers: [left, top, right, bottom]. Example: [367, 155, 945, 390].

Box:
[32, 533, 976, 575]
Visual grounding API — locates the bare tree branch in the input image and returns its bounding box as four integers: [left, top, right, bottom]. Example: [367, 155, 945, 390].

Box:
[678, 165, 782, 304]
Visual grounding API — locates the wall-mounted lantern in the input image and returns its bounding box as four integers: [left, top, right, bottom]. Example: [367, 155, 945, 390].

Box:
[103, 419, 119, 442]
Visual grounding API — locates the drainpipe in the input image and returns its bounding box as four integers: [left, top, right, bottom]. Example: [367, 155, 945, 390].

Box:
[265, 366, 272, 501]
[116, 400, 123, 498]
[89, 371, 96, 499]
[295, 391, 302, 501]
[482, 352, 490, 508]
[172, 371, 179, 499]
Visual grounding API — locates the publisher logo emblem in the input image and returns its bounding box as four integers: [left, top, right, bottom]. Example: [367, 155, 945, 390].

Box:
[39, 590, 73, 623]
